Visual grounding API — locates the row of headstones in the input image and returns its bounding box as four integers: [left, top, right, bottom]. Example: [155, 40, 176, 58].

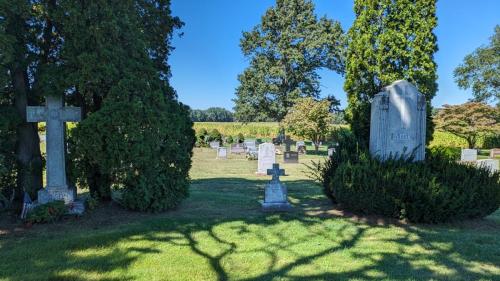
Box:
[461, 149, 499, 172]
[213, 139, 310, 162]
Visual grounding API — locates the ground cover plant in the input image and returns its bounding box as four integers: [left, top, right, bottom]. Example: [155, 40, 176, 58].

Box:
[1, 148, 499, 281]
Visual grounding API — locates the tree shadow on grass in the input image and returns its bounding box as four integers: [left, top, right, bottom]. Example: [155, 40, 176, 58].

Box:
[0, 178, 499, 280]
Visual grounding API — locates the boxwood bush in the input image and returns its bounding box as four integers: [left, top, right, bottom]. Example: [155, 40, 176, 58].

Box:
[315, 133, 500, 223]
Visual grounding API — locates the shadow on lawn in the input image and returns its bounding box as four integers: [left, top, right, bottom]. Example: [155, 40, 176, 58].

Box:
[0, 178, 499, 280]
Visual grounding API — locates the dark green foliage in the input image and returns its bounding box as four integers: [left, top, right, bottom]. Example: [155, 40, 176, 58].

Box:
[70, 88, 195, 212]
[233, 0, 345, 122]
[316, 135, 500, 223]
[454, 25, 499, 105]
[207, 129, 223, 143]
[26, 201, 67, 224]
[483, 134, 500, 149]
[345, 0, 438, 146]
[237, 133, 245, 143]
[0, 106, 19, 207]
[225, 135, 234, 144]
[196, 128, 209, 147]
[428, 146, 461, 161]
[191, 107, 234, 122]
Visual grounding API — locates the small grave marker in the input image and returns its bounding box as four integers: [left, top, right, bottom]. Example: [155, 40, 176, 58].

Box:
[261, 163, 291, 211]
[217, 147, 227, 159]
[461, 149, 477, 162]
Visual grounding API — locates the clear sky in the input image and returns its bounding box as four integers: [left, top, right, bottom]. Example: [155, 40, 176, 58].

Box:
[169, 0, 499, 110]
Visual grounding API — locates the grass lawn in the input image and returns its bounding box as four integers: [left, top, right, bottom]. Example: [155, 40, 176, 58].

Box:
[1, 147, 499, 281]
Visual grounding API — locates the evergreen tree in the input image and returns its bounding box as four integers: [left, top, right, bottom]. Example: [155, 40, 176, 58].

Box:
[345, 0, 438, 146]
[233, 0, 345, 122]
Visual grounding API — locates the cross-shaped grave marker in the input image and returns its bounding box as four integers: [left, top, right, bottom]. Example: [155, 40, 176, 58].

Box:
[267, 163, 285, 183]
[27, 95, 81, 204]
[283, 136, 293, 152]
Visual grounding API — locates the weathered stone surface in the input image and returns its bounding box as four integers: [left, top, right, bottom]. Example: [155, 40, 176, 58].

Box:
[328, 148, 335, 157]
[370, 80, 426, 161]
[217, 147, 227, 159]
[477, 159, 499, 173]
[27, 95, 81, 204]
[257, 143, 275, 174]
[209, 141, 220, 149]
[230, 143, 245, 154]
[490, 148, 500, 158]
[461, 149, 477, 162]
[284, 151, 298, 163]
[262, 163, 291, 211]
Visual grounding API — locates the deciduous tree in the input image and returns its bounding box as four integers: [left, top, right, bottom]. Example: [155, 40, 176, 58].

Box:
[233, 0, 345, 122]
[283, 97, 333, 151]
[434, 102, 500, 149]
[454, 25, 499, 106]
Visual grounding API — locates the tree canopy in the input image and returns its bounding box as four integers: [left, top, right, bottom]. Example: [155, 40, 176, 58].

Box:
[233, 0, 345, 122]
[345, 0, 438, 146]
[454, 25, 499, 106]
[283, 97, 333, 151]
[190, 107, 234, 122]
[434, 102, 500, 149]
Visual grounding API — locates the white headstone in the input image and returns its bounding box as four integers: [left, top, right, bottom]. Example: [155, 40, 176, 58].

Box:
[461, 149, 477, 162]
[217, 147, 227, 159]
[209, 141, 220, 149]
[328, 148, 335, 157]
[477, 159, 499, 172]
[26, 95, 81, 204]
[257, 143, 275, 174]
[370, 80, 426, 161]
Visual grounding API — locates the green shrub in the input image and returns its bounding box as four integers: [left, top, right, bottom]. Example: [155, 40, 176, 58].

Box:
[207, 129, 223, 143]
[316, 135, 500, 223]
[237, 133, 245, 143]
[69, 89, 195, 212]
[26, 201, 67, 224]
[428, 146, 461, 161]
[225, 135, 234, 144]
[196, 128, 208, 147]
[483, 134, 500, 149]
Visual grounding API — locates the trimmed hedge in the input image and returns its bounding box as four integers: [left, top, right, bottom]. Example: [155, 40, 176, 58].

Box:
[317, 132, 500, 223]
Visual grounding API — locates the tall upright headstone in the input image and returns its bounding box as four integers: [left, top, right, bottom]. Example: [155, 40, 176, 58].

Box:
[370, 80, 426, 161]
[27, 95, 81, 204]
[257, 143, 275, 174]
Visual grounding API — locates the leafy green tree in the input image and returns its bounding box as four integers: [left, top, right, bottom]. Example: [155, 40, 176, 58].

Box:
[454, 25, 499, 105]
[345, 0, 438, 146]
[283, 97, 333, 151]
[434, 102, 500, 149]
[190, 107, 234, 122]
[233, 0, 345, 122]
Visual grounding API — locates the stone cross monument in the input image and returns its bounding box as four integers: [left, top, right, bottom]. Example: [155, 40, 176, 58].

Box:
[369, 80, 426, 161]
[261, 163, 292, 211]
[27, 95, 81, 204]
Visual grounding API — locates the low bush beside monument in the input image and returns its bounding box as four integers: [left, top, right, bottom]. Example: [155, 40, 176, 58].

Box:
[317, 139, 500, 223]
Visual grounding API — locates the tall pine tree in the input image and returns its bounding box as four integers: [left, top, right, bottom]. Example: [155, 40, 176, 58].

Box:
[345, 0, 438, 146]
[233, 0, 345, 122]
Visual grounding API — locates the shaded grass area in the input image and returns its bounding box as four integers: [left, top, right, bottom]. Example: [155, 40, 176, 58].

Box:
[0, 148, 499, 281]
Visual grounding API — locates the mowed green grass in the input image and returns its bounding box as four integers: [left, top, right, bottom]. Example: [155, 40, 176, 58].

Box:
[1, 147, 499, 281]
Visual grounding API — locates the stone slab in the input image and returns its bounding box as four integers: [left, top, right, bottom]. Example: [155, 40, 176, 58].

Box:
[461, 149, 477, 162]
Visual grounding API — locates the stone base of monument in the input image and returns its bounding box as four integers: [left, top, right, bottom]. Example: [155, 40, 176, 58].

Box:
[261, 182, 292, 212]
[261, 201, 293, 212]
[36, 187, 85, 215]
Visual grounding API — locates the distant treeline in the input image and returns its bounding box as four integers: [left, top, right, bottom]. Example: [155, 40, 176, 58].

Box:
[190, 107, 234, 122]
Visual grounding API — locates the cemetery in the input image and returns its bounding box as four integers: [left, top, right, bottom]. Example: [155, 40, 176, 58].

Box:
[0, 0, 499, 280]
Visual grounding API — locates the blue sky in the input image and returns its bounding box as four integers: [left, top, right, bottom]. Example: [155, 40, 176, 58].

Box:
[169, 0, 499, 110]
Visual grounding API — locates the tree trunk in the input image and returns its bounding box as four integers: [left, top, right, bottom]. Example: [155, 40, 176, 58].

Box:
[12, 67, 43, 202]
